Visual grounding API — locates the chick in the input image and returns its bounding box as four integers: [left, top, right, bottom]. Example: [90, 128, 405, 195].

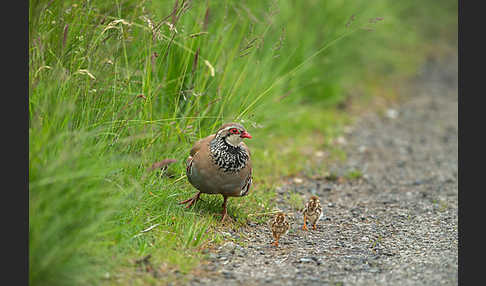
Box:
[268, 212, 290, 247]
[302, 196, 323, 231]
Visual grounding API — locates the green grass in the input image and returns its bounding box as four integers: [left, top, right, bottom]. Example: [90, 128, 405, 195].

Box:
[286, 193, 305, 211]
[346, 169, 364, 180]
[29, 0, 457, 285]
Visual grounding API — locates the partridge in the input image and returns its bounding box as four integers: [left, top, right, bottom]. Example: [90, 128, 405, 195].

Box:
[179, 122, 253, 222]
[268, 212, 290, 247]
[302, 196, 323, 231]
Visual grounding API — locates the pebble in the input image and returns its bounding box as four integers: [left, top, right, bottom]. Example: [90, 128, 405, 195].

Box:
[299, 257, 314, 263]
[336, 136, 347, 145]
[315, 151, 326, 157]
[386, 108, 398, 119]
[222, 271, 235, 279]
[293, 177, 304, 184]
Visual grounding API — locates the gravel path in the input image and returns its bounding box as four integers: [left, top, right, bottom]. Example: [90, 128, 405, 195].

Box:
[189, 54, 458, 286]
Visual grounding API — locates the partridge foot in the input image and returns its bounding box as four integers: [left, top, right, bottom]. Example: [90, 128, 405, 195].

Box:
[219, 195, 234, 223]
[220, 213, 234, 223]
[178, 192, 201, 209]
[219, 209, 234, 223]
[302, 224, 309, 231]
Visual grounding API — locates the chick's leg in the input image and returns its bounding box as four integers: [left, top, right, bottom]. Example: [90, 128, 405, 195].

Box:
[302, 213, 309, 231]
[273, 233, 280, 247]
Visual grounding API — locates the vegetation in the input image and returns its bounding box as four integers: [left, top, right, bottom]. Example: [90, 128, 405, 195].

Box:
[29, 0, 457, 285]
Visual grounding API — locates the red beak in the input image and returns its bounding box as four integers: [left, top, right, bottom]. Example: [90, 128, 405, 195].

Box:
[240, 131, 252, 139]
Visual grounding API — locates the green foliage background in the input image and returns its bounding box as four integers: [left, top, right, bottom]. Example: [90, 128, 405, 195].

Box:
[29, 0, 457, 284]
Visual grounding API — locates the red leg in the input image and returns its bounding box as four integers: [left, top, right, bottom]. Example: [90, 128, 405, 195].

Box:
[273, 234, 280, 247]
[302, 213, 308, 231]
[178, 192, 201, 209]
[220, 195, 233, 222]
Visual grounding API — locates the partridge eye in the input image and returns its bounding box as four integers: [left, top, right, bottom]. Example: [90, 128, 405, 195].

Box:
[230, 128, 239, 134]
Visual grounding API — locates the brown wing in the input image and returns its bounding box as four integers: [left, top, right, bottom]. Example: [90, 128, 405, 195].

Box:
[186, 134, 215, 177]
[190, 134, 215, 157]
[240, 167, 252, 196]
[239, 142, 252, 196]
[267, 217, 275, 231]
[283, 220, 290, 234]
[269, 219, 278, 236]
[302, 201, 309, 215]
[284, 220, 290, 229]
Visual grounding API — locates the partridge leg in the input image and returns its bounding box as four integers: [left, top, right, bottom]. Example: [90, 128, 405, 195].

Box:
[273, 234, 280, 247]
[312, 223, 317, 230]
[178, 192, 201, 208]
[220, 195, 234, 222]
[302, 214, 308, 231]
[272, 233, 280, 247]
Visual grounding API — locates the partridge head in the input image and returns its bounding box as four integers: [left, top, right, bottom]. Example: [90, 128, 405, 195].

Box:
[268, 212, 290, 247]
[179, 122, 253, 222]
[302, 195, 323, 231]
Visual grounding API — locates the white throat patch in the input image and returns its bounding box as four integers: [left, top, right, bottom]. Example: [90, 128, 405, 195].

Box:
[225, 134, 243, 146]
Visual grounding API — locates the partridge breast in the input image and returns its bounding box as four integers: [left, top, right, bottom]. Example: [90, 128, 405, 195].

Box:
[186, 137, 252, 197]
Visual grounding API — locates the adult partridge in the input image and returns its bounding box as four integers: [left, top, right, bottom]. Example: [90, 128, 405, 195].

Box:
[302, 195, 323, 231]
[179, 122, 253, 222]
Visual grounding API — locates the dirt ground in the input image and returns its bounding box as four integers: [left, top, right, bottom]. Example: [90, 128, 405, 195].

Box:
[187, 53, 458, 286]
